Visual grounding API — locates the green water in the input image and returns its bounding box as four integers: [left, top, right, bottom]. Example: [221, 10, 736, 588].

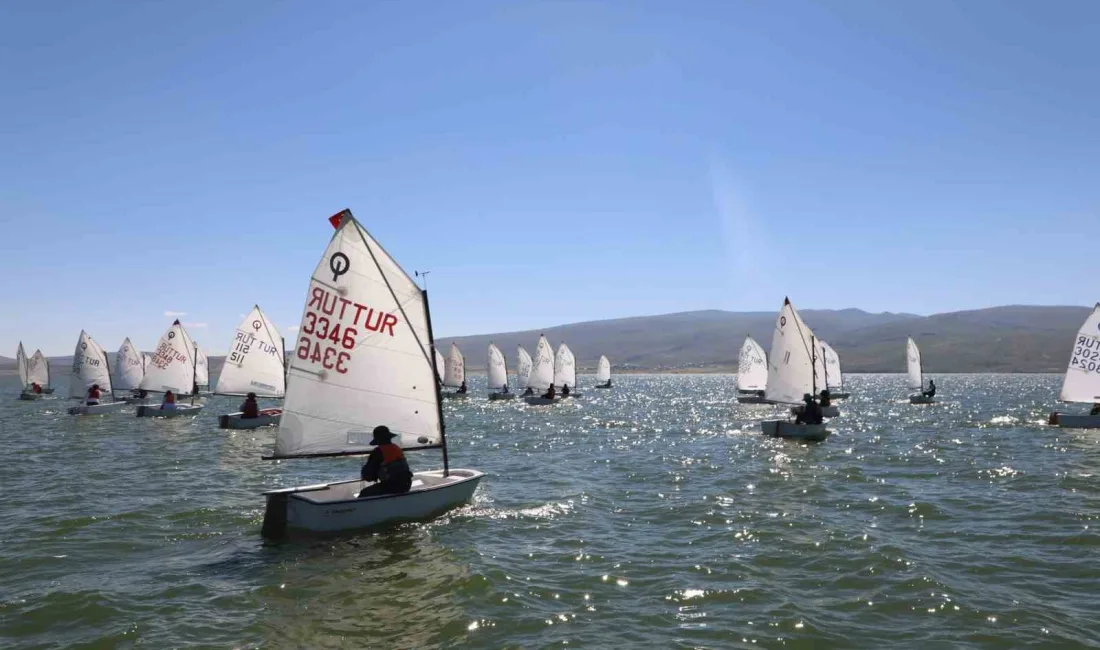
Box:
[2, 373, 1099, 648]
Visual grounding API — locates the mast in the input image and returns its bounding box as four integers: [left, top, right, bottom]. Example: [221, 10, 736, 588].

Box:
[422, 289, 449, 476]
[104, 345, 114, 400]
[191, 342, 198, 406]
[811, 335, 818, 395]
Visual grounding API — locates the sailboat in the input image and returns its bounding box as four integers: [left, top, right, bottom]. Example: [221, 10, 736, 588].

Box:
[115, 338, 148, 404]
[442, 343, 468, 398]
[760, 298, 831, 441]
[735, 336, 769, 404]
[67, 331, 129, 415]
[821, 342, 849, 399]
[907, 337, 934, 404]
[18, 345, 54, 399]
[554, 343, 580, 398]
[28, 350, 53, 394]
[487, 343, 515, 400]
[595, 355, 612, 389]
[1048, 304, 1100, 428]
[524, 335, 558, 405]
[194, 346, 210, 393]
[217, 305, 287, 429]
[136, 320, 204, 417]
[16, 343, 38, 400]
[259, 209, 483, 537]
[516, 345, 533, 394]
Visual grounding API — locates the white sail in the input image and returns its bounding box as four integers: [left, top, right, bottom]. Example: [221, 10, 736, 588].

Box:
[763, 299, 820, 405]
[1059, 304, 1100, 404]
[434, 349, 445, 384]
[822, 342, 843, 390]
[195, 346, 210, 387]
[273, 214, 441, 457]
[140, 320, 198, 395]
[906, 337, 923, 391]
[443, 343, 465, 388]
[216, 306, 286, 397]
[596, 355, 611, 383]
[115, 337, 145, 391]
[517, 345, 533, 389]
[28, 350, 50, 387]
[16, 343, 29, 388]
[554, 343, 577, 389]
[529, 336, 555, 390]
[736, 336, 767, 391]
[69, 331, 113, 398]
[487, 343, 508, 390]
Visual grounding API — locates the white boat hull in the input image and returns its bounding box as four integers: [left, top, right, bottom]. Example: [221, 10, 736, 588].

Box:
[791, 405, 841, 418]
[909, 394, 935, 404]
[262, 469, 484, 537]
[524, 396, 559, 406]
[219, 408, 282, 429]
[488, 392, 516, 401]
[136, 404, 204, 418]
[68, 401, 131, 416]
[760, 420, 830, 441]
[1049, 412, 1100, 429]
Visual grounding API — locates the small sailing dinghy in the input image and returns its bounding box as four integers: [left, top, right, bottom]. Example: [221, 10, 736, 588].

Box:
[136, 320, 204, 418]
[821, 342, 849, 399]
[68, 331, 129, 415]
[907, 337, 934, 404]
[16, 343, 38, 400]
[487, 343, 515, 400]
[524, 335, 559, 405]
[442, 343, 469, 398]
[554, 343, 581, 398]
[789, 338, 841, 418]
[760, 299, 832, 441]
[736, 336, 769, 404]
[260, 209, 483, 537]
[115, 338, 148, 404]
[217, 305, 287, 429]
[19, 345, 54, 399]
[595, 355, 612, 388]
[1049, 304, 1100, 428]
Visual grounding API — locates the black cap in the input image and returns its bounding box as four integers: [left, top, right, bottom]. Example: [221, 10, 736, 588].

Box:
[371, 425, 398, 445]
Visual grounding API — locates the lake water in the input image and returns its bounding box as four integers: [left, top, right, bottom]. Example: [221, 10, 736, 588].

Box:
[2, 373, 1099, 648]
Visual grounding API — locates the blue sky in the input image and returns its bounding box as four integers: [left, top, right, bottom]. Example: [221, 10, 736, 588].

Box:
[2, 1, 1097, 355]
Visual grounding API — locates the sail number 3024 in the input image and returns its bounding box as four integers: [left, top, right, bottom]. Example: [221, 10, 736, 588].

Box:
[297, 310, 355, 374]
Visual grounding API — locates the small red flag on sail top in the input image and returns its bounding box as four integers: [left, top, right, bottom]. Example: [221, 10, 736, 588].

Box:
[328, 209, 352, 230]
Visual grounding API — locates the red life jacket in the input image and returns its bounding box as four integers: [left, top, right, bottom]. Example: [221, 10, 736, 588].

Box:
[377, 443, 411, 482]
[88, 387, 101, 400]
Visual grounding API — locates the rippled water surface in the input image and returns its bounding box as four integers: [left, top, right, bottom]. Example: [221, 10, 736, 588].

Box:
[3, 373, 1100, 648]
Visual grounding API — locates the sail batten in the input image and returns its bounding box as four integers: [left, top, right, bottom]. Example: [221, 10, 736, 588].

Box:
[273, 214, 441, 457]
[517, 346, 533, 389]
[736, 336, 767, 391]
[1059, 304, 1100, 404]
[115, 337, 145, 391]
[216, 306, 286, 397]
[70, 331, 112, 398]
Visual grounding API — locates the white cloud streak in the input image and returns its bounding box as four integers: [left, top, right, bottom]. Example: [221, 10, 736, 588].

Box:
[164, 310, 187, 317]
[184, 322, 209, 328]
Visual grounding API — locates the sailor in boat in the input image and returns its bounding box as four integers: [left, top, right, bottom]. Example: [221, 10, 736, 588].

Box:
[457, 381, 468, 394]
[86, 384, 102, 406]
[819, 389, 832, 408]
[501, 383, 510, 395]
[31, 382, 43, 395]
[522, 386, 534, 397]
[133, 388, 148, 400]
[541, 384, 557, 400]
[358, 426, 413, 498]
[923, 379, 936, 399]
[240, 392, 260, 419]
[161, 391, 177, 411]
[600, 378, 612, 388]
[561, 384, 571, 397]
[1090, 403, 1100, 416]
[794, 394, 823, 425]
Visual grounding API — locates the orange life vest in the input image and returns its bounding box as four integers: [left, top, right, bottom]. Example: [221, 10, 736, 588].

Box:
[377, 443, 411, 482]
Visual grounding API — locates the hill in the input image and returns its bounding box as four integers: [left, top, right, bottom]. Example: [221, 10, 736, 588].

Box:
[1, 305, 1090, 376]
